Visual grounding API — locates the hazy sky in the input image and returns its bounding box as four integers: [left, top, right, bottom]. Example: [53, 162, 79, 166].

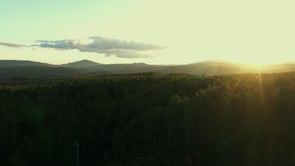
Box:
[0, 0, 294, 64]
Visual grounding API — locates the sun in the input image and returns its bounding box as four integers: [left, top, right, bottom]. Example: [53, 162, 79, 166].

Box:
[230, 55, 282, 65]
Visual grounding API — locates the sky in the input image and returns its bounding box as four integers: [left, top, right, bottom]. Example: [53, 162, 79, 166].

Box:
[0, 0, 294, 65]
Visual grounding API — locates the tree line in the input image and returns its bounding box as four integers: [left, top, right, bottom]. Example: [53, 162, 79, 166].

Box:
[1, 72, 295, 166]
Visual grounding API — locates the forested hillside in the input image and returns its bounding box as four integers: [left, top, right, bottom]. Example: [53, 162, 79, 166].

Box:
[1, 73, 295, 166]
[1, 60, 295, 81]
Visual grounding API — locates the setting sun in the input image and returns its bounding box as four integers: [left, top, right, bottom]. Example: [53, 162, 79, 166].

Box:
[230, 55, 286, 65]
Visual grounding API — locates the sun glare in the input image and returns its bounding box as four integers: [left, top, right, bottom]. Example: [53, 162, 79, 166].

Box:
[231, 56, 283, 65]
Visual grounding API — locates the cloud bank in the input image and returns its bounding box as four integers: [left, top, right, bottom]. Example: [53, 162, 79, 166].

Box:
[34, 36, 165, 58]
[0, 42, 27, 48]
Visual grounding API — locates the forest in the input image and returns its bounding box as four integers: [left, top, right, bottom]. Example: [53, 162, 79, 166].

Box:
[1, 72, 295, 166]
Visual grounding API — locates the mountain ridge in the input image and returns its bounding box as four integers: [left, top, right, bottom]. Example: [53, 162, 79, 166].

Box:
[0, 59, 295, 81]
[62, 59, 101, 68]
[0, 60, 51, 67]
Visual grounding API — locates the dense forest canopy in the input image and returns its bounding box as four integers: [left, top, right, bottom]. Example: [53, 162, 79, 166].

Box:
[1, 72, 295, 166]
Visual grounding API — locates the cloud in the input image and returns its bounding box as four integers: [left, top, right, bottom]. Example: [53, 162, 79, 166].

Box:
[34, 36, 165, 58]
[102, 50, 152, 58]
[0, 42, 27, 48]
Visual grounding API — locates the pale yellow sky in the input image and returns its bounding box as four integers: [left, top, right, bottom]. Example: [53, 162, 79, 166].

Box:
[0, 0, 294, 64]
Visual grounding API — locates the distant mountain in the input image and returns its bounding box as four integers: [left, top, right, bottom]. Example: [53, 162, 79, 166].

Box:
[0, 59, 295, 81]
[0, 66, 81, 81]
[0, 60, 51, 67]
[63, 59, 101, 68]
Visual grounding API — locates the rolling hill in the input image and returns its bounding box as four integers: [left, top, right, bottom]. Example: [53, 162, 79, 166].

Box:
[0, 59, 295, 81]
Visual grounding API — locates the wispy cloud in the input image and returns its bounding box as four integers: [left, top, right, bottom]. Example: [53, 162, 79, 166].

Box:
[33, 36, 165, 58]
[0, 42, 27, 48]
